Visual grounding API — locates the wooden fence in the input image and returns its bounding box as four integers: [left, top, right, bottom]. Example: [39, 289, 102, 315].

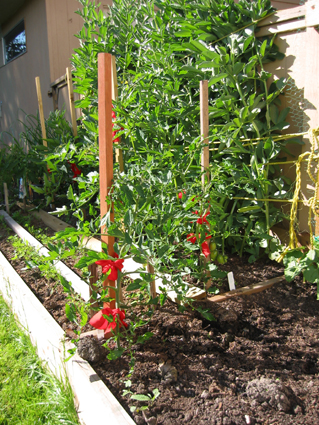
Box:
[258, 0, 319, 234]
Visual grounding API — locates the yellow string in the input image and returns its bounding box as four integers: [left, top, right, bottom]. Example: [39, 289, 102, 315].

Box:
[277, 127, 319, 262]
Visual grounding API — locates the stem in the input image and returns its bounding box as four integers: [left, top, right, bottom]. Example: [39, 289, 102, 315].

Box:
[116, 273, 121, 350]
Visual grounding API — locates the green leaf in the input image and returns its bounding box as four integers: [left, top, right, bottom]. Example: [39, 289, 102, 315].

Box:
[80, 309, 88, 327]
[175, 30, 192, 37]
[67, 185, 75, 201]
[133, 255, 146, 264]
[196, 306, 216, 321]
[107, 348, 124, 360]
[107, 226, 125, 238]
[158, 244, 169, 258]
[136, 332, 153, 344]
[131, 394, 151, 402]
[126, 280, 143, 291]
[260, 39, 267, 57]
[60, 276, 72, 292]
[124, 210, 134, 228]
[303, 265, 319, 284]
[65, 304, 77, 322]
[208, 73, 228, 87]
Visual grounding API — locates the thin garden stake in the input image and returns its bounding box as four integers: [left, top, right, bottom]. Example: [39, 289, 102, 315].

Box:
[200, 80, 211, 264]
[3, 183, 9, 214]
[147, 263, 157, 301]
[35, 76, 55, 209]
[200, 80, 209, 188]
[35, 76, 47, 147]
[98, 53, 116, 309]
[66, 67, 78, 137]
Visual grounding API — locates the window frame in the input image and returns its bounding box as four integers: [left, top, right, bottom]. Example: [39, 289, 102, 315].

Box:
[3, 19, 27, 64]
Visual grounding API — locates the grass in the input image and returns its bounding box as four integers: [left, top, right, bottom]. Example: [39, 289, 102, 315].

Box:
[0, 295, 80, 425]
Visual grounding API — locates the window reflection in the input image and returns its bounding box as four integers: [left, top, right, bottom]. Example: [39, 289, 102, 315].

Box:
[4, 20, 26, 63]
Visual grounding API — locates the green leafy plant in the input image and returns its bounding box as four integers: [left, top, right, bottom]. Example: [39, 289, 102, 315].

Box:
[283, 237, 319, 300]
[129, 388, 160, 413]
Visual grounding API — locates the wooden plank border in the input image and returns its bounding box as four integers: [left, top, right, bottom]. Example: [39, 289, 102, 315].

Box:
[0, 210, 90, 301]
[0, 251, 136, 425]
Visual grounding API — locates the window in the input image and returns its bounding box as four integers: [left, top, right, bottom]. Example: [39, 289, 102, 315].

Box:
[4, 20, 26, 63]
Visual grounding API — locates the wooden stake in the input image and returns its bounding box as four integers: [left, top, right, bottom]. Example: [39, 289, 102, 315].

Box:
[51, 86, 59, 111]
[147, 263, 157, 301]
[111, 56, 124, 172]
[200, 80, 209, 188]
[35, 77, 47, 146]
[3, 183, 9, 214]
[98, 53, 116, 309]
[66, 67, 78, 137]
[200, 80, 210, 262]
[88, 263, 99, 318]
[206, 276, 285, 303]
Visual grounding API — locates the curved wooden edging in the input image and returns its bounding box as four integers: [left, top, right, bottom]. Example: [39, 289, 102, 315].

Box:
[0, 211, 135, 425]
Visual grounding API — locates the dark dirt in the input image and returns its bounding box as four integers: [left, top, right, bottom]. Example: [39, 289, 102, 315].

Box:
[0, 211, 318, 425]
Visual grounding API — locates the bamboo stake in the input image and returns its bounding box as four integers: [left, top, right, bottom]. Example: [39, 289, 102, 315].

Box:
[200, 80, 209, 188]
[111, 56, 124, 172]
[36, 76, 55, 209]
[200, 81, 210, 265]
[66, 67, 78, 137]
[98, 53, 116, 309]
[35, 77, 47, 147]
[147, 263, 157, 301]
[3, 183, 9, 214]
[206, 276, 284, 302]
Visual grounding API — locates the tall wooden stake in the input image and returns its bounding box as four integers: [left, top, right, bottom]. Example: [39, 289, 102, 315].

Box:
[111, 56, 124, 172]
[147, 263, 157, 301]
[35, 77, 47, 147]
[66, 67, 78, 137]
[200, 80, 210, 264]
[36, 76, 55, 209]
[4, 183, 9, 214]
[200, 80, 209, 188]
[98, 53, 116, 309]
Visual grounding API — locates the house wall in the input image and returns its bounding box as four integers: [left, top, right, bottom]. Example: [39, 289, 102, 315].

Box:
[272, 0, 301, 10]
[0, 0, 50, 145]
[45, 0, 112, 117]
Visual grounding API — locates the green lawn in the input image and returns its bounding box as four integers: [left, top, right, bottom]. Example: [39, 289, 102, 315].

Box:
[0, 295, 80, 425]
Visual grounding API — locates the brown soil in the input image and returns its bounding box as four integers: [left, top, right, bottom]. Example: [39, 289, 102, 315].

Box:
[0, 212, 318, 425]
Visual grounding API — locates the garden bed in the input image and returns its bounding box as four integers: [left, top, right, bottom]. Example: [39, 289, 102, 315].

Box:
[0, 211, 319, 425]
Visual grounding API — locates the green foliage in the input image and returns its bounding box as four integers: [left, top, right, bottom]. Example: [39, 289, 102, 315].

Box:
[283, 238, 319, 300]
[9, 235, 62, 283]
[0, 110, 78, 208]
[65, 0, 298, 259]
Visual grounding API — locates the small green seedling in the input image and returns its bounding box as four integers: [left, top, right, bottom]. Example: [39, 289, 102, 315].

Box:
[129, 388, 160, 413]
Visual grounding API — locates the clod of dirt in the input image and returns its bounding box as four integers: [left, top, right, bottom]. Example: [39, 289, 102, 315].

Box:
[158, 359, 178, 383]
[145, 416, 157, 425]
[77, 336, 107, 363]
[245, 377, 297, 412]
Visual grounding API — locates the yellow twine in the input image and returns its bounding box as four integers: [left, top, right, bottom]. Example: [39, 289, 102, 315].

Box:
[277, 127, 319, 262]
